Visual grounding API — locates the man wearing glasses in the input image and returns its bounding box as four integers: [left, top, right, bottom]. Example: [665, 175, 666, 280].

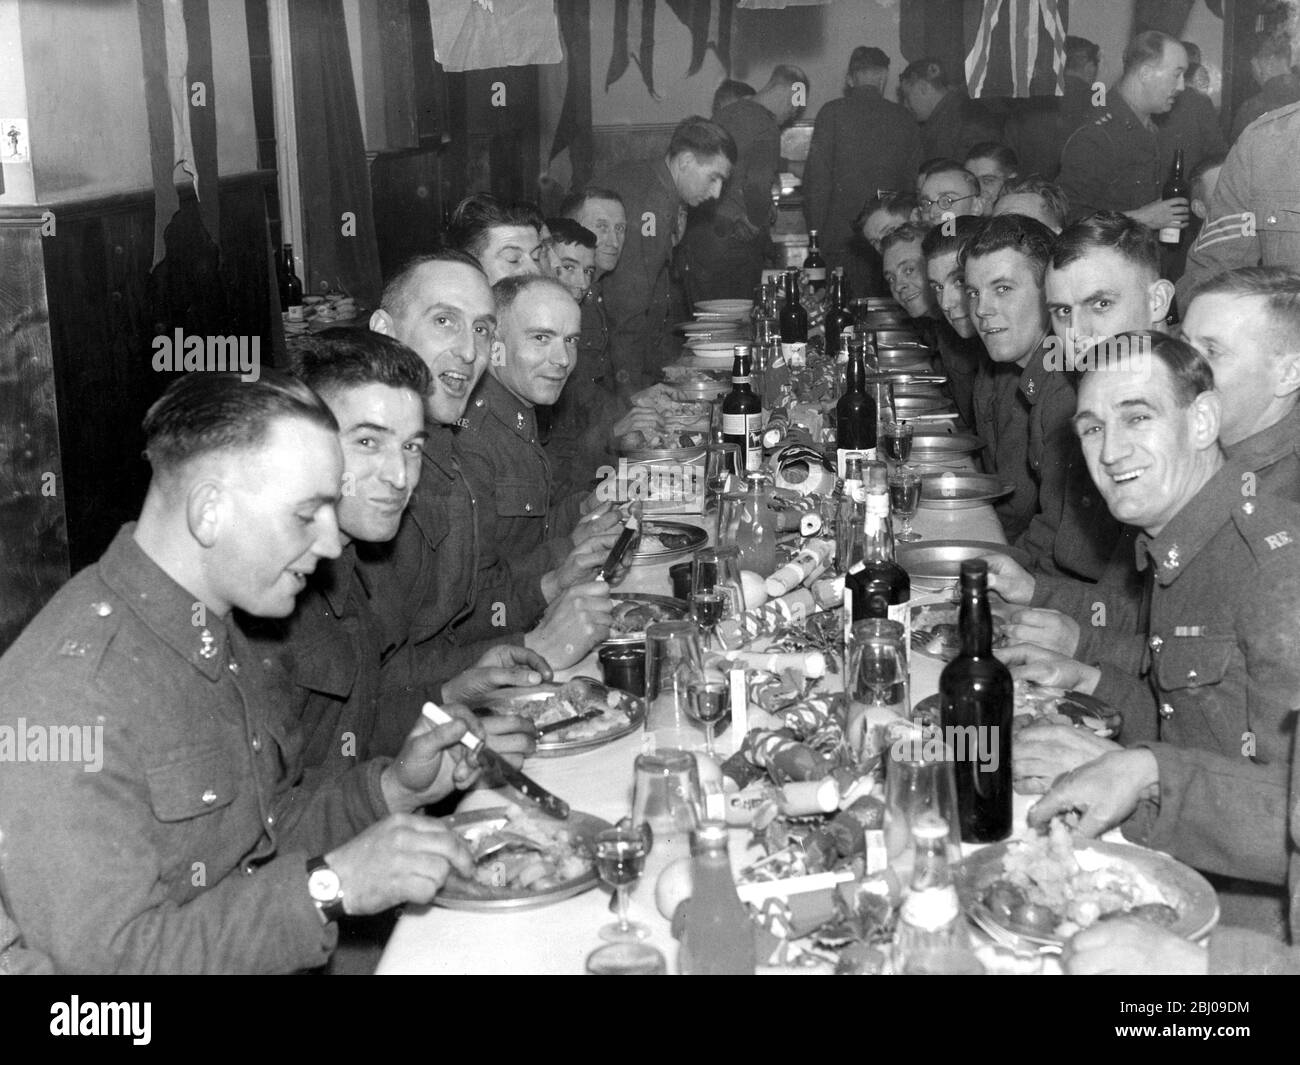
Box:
[917, 160, 987, 227]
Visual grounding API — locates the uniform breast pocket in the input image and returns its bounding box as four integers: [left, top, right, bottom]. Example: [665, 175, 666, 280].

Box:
[1154, 634, 1241, 749]
[1257, 188, 1300, 255]
[145, 746, 237, 822]
[1154, 634, 1236, 693]
[496, 479, 549, 519]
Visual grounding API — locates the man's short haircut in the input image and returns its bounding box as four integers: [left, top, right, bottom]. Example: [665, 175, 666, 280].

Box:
[1122, 30, 1180, 76]
[918, 159, 980, 198]
[712, 78, 755, 114]
[1080, 331, 1213, 406]
[899, 57, 949, 91]
[1251, 31, 1293, 65]
[559, 186, 625, 218]
[1192, 266, 1300, 351]
[999, 177, 1069, 229]
[921, 214, 988, 261]
[764, 64, 809, 91]
[379, 249, 487, 320]
[544, 217, 597, 250]
[445, 193, 542, 261]
[1189, 154, 1225, 199]
[1050, 210, 1160, 277]
[960, 212, 1056, 283]
[667, 115, 738, 165]
[492, 274, 575, 319]
[1064, 35, 1100, 72]
[854, 191, 918, 233]
[880, 221, 933, 258]
[143, 369, 338, 476]
[848, 46, 890, 78]
[964, 142, 1019, 173]
[291, 327, 432, 403]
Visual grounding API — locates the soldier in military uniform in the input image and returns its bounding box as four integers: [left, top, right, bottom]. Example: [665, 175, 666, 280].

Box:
[0, 372, 511, 972]
[1177, 101, 1300, 307]
[1010, 336, 1300, 938]
[897, 56, 1002, 163]
[241, 329, 544, 783]
[1058, 31, 1191, 236]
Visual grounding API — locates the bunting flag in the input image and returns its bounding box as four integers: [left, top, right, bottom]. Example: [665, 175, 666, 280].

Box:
[965, 0, 1067, 99]
[606, 0, 735, 97]
[665, 0, 734, 78]
[550, 0, 593, 179]
[428, 0, 562, 72]
[137, 0, 218, 267]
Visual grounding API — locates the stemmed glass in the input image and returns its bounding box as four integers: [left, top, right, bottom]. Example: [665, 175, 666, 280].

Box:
[594, 823, 652, 942]
[888, 464, 922, 542]
[680, 658, 730, 759]
[882, 420, 913, 467]
[690, 546, 746, 650]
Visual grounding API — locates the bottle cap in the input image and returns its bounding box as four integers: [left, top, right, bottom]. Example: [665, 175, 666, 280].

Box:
[692, 822, 730, 852]
[911, 811, 950, 842]
[959, 558, 989, 586]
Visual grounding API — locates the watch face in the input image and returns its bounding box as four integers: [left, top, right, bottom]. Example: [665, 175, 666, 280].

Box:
[308, 867, 341, 902]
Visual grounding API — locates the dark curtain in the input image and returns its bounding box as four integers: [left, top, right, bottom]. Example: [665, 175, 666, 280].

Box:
[1134, 0, 1196, 36]
[287, 0, 383, 306]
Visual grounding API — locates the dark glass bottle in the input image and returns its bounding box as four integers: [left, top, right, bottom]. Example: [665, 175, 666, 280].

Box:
[823, 267, 854, 359]
[779, 269, 809, 368]
[279, 244, 304, 309]
[803, 229, 827, 298]
[678, 824, 756, 975]
[845, 486, 909, 629]
[721, 345, 764, 473]
[1159, 149, 1187, 245]
[938, 559, 1013, 843]
[835, 337, 877, 475]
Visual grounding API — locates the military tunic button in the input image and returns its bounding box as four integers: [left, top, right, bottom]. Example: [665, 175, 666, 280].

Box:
[1267, 215, 1278, 225]
[1186, 669, 1198, 683]
[243, 863, 255, 876]
[1243, 502, 1255, 515]
[1159, 703, 1175, 719]
[251, 735, 262, 752]
[201, 789, 218, 805]
[228, 661, 239, 674]
[1149, 635, 1164, 650]
[524, 502, 533, 512]
[266, 814, 275, 827]
[92, 601, 113, 617]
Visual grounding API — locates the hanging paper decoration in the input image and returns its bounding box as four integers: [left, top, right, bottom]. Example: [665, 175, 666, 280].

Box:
[606, 0, 737, 97]
[965, 0, 1067, 99]
[427, 0, 562, 73]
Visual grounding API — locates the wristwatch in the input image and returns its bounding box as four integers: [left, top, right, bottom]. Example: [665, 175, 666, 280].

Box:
[306, 856, 346, 923]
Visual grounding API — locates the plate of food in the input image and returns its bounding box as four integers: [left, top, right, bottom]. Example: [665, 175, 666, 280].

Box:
[1014, 680, 1123, 739]
[910, 600, 1011, 660]
[607, 592, 690, 643]
[957, 819, 1218, 948]
[437, 805, 612, 910]
[485, 679, 646, 755]
[897, 540, 1031, 589]
[631, 520, 708, 562]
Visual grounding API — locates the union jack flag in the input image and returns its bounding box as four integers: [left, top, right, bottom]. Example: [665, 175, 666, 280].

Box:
[965, 0, 1068, 99]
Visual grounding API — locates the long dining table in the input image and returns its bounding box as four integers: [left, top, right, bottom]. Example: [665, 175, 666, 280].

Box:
[375, 424, 1029, 975]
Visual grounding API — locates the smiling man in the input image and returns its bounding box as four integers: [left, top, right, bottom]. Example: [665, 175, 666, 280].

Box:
[963, 143, 1018, 214]
[916, 160, 986, 227]
[445, 194, 545, 284]
[1009, 333, 1300, 946]
[0, 371, 510, 972]
[921, 214, 987, 428]
[880, 222, 937, 322]
[600, 115, 737, 395]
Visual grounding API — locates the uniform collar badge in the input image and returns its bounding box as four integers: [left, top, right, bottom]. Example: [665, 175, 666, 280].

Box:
[198, 627, 218, 660]
[1163, 545, 1180, 570]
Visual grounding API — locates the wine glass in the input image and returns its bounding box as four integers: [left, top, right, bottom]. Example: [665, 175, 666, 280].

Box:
[888, 465, 922, 542]
[594, 823, 652, 942]
[690, 546, 746, 649]
[846, 618, 909, 764]
[882, 420, 913, 466]
[680, 659, 730, 760]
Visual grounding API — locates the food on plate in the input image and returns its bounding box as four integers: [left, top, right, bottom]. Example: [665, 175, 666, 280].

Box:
[982, 819, 1178, 939]
[911, 602, 1008, 659]
[453, 805, 593, 895]
[507, 682, 634, 743]
[636, 525, 700, 553]
[1012, 680, 1121, 737]
[611, 598, 682, 635]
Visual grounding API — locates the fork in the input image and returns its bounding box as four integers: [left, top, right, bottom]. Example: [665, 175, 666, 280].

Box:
[966, 902, 1062, 956]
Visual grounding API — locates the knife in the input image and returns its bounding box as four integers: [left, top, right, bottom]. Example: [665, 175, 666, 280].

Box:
[421, 702, 571, 820]
[597, 501, 643, 583]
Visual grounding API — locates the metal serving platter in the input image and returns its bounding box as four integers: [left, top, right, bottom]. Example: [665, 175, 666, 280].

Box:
[436, 808, 612, 910]
[605, 592, 691, 645]
[918, 472, 1015, 509]
[616, 444, 708, 463]
[957, 837, 1219, 949]
[484, 682, 646, 756]
[909, 431, 986, 458]
[897, 540, 1031, 582]
[893, 395, 951, 416]
[631, 520, 708, 562]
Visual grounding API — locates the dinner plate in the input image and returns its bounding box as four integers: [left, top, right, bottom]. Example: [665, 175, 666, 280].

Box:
[675, 319, 737, 334]
[483, 682, 646, 756]
[918, 472, 1015, 509]
[909, 603, 1011, 661]
[893, 396, 951, 416]
[632, 520, 708, 562]
[605, 592, 691, 644]
[897, 540, 1031, 583]
[957, 837, 1219, 948]
[696, 299, 753, 315]
[909, 431, 986, 458]
[436, 808, 612, 910]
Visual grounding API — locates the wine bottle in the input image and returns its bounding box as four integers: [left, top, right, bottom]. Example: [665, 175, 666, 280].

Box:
[721, 345, 764, 473]
[834, 453, 867, 574]
[835, 337, 877, 476]
[844, 486, 910, 640]
[803, 229, 828, 299]
[938, 559, 1013, 843]
[823, 267, 854, 359]
[779, 269, 809, 369]
[1159, 149, 1187, 245]
[280, 244, 304, 310]
[678, 824, 756, 975]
